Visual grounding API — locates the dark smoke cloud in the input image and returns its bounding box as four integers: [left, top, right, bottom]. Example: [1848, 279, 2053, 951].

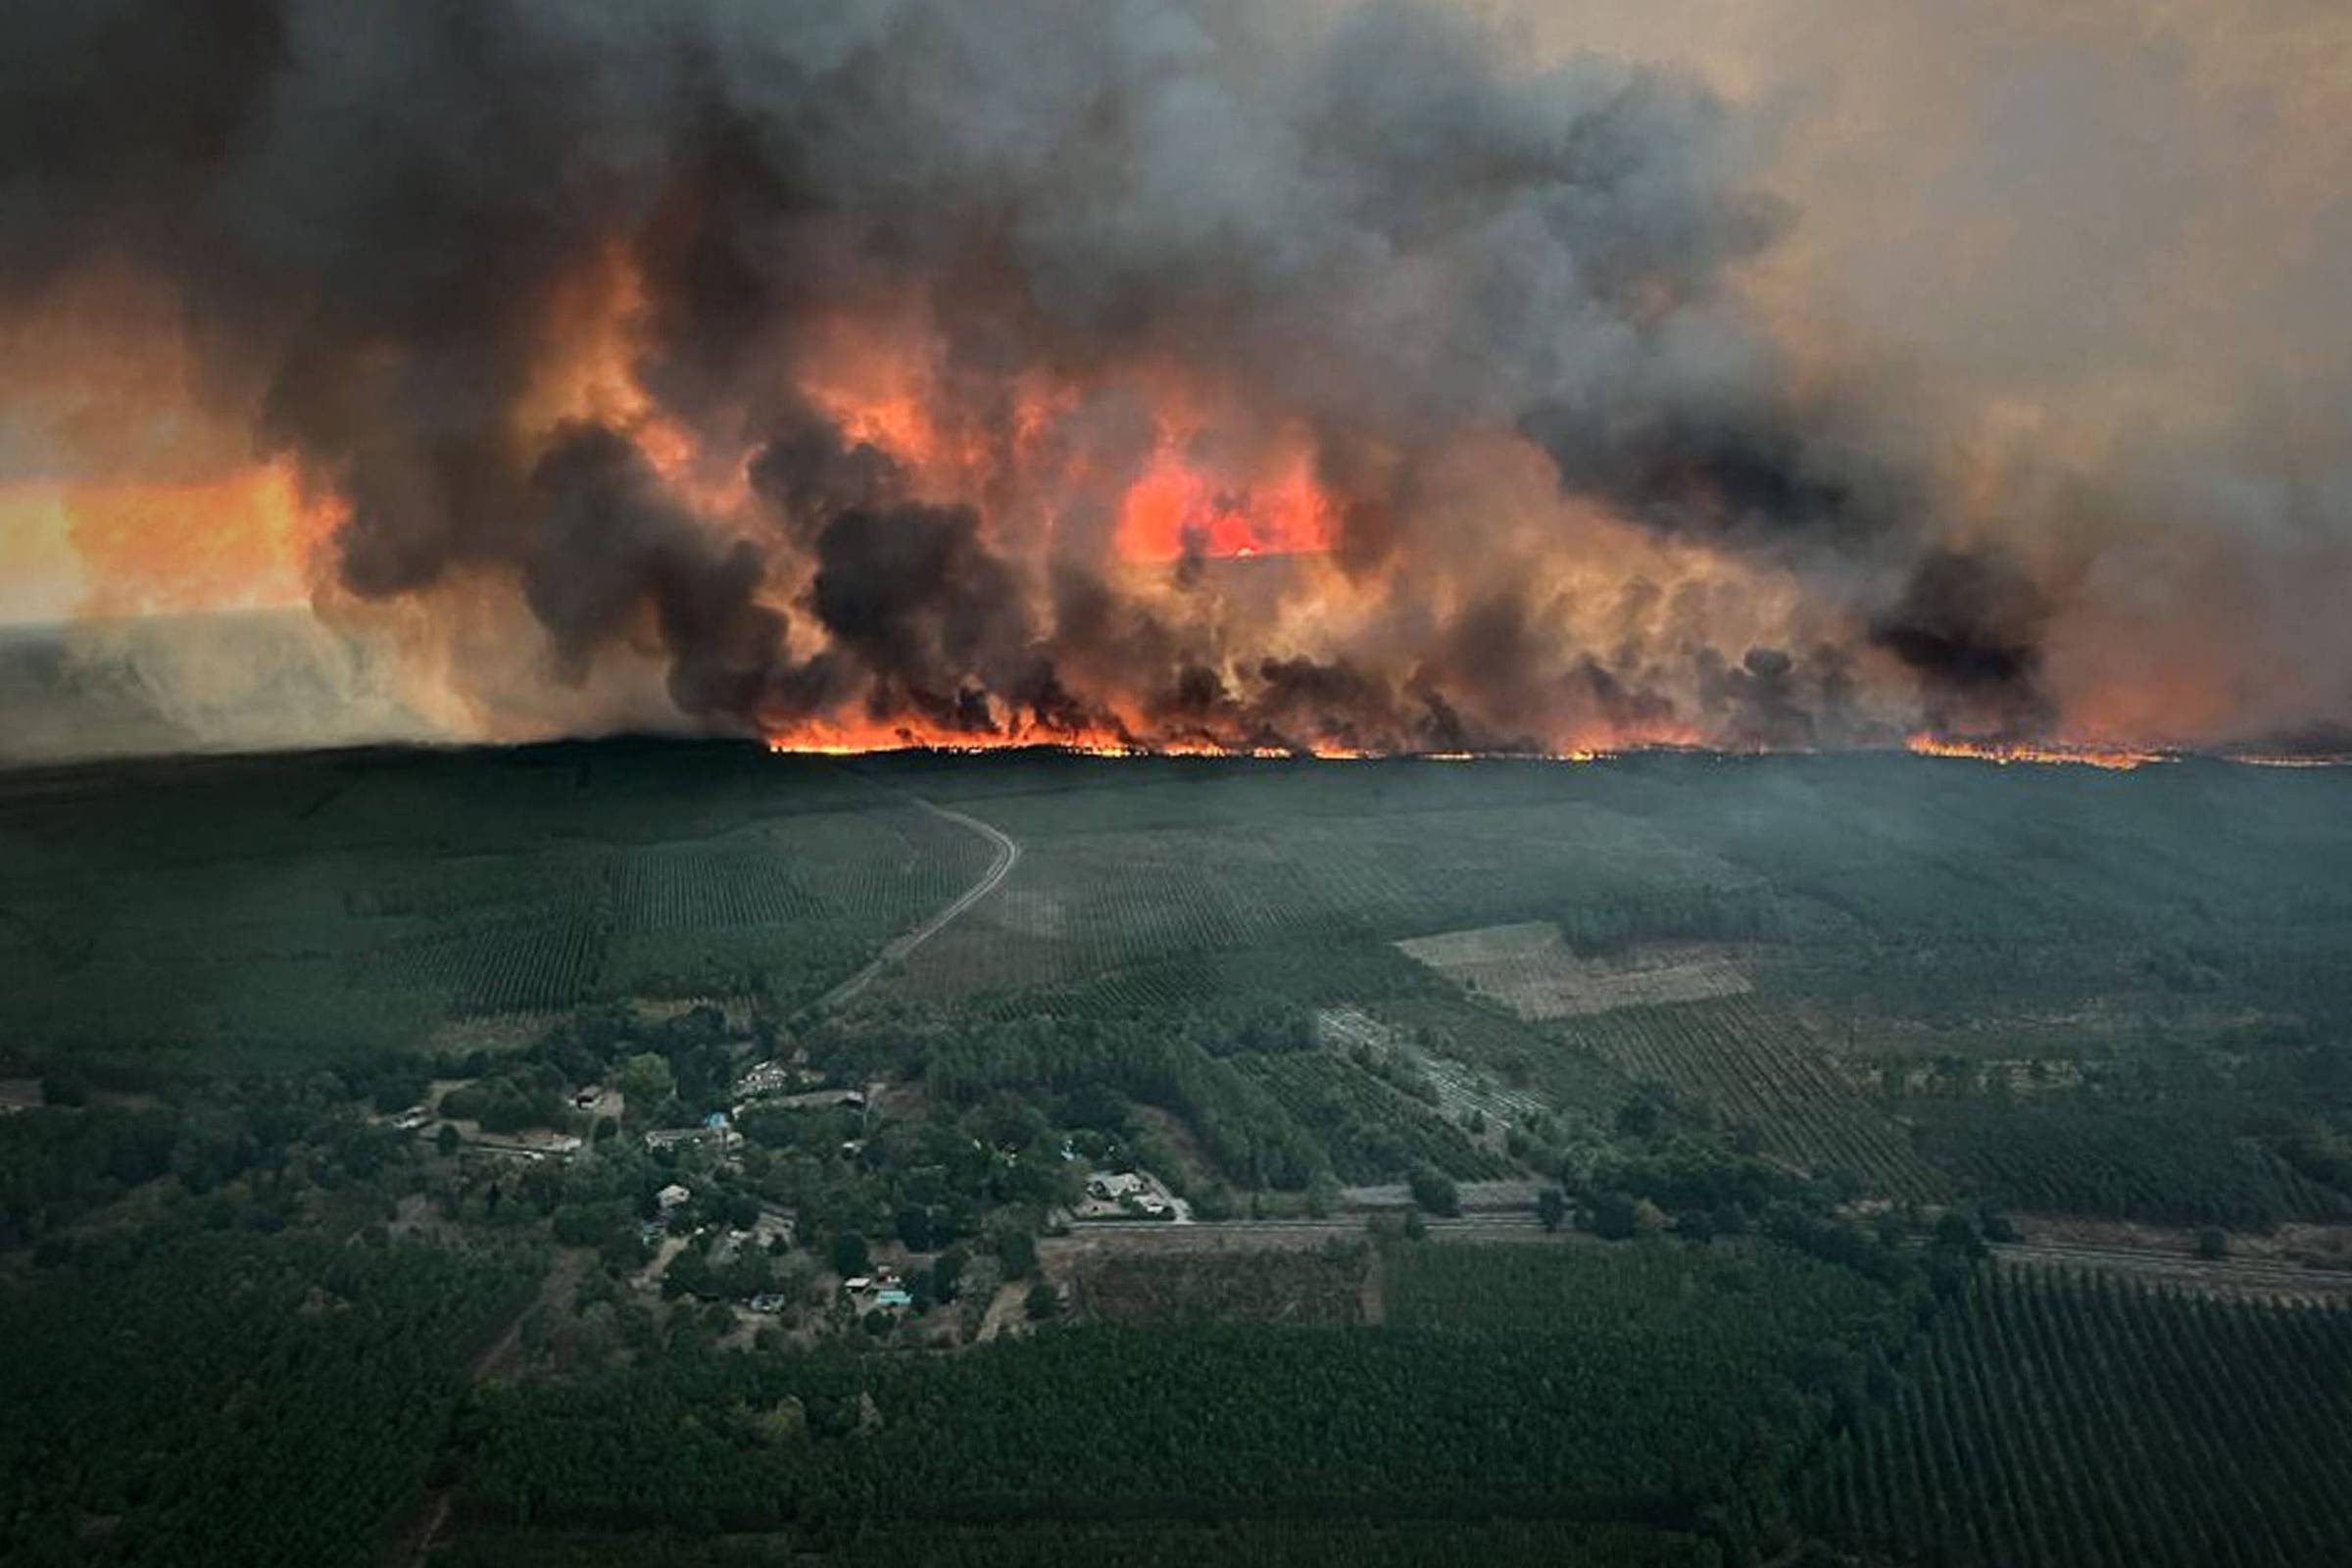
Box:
[1869, 547, 2054, 737]
[525, 421, 794, 721]
[6, 0, 2311, 754]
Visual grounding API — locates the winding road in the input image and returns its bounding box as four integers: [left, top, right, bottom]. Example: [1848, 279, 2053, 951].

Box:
[807, 798, 1018, 1016]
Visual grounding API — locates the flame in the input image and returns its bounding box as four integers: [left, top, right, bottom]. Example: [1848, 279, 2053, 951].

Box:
[1114, 439, 1337, 563]
[763, 710, 1672, 761]
[1905, 733, 2167, 770]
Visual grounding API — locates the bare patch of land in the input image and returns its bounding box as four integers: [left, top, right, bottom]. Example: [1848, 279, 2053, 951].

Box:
[1396, 924, 1748, 1020]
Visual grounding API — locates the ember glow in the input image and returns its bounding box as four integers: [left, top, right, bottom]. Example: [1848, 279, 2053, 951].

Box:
[2, 1, 2348, 760]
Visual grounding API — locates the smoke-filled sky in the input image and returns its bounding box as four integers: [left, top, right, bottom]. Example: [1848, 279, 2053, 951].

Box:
[2, 0, 2348, 758]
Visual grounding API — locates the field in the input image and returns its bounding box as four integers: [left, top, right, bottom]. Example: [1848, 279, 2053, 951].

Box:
[444, 1238, 1915, 1553]
[0, 743, 993, 1055]
[1556, 996, 1950, 1200]
[0, 1231, 529, 1567]
[432, 1521, 1723, 1568]
[1072, 1241, 1371, 1325]
[1808, 1265, 2352, 1568]
[1395, 925, 1750, 1019]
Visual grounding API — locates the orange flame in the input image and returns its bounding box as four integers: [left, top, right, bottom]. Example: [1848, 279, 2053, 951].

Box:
[1905, 733, 2166, 770]
[1113, 441, 1337, 562]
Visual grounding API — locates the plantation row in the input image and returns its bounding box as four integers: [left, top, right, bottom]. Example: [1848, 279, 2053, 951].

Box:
[1233, 1052, 1511, 1182]
[369, 913, 612, 1016]
[1908, 1101, 2352, 1229]
[1557, 997, 1948, 1201]
[971, 942, 1446, 1022]
[337, 805, 1001, 1018]
[1386, 1239, 1914, 1348]
[781, 808, 999, 933]
[1807, 1267, 2352, 1568]
[612, 844, 823, 933]
[1074, 1245, 1371, 1327]
[902, 807, 1743, 1001]
[0, 1232, 531, 1568]
[436, 1521, 1722, 1568]
[444, 1239, 1908, 1550]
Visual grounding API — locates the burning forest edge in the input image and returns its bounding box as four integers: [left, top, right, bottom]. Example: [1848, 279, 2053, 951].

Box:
[3, 0, 2348, 765]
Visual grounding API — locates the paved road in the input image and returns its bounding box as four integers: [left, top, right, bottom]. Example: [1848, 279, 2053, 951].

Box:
[807, 799, 1017, 1016]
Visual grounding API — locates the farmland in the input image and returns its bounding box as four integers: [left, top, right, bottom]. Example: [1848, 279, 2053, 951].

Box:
[1809, 1266, 2352, 1568]
[1555, 995, 1950, 1201]
[6, 740, 2352, 1566]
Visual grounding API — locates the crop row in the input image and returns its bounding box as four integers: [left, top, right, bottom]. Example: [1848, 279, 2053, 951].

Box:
[1909, 1102, 2352, 1228]
[1559, 997, 1947, 1200]
[1809, 1266, 2352, 1568]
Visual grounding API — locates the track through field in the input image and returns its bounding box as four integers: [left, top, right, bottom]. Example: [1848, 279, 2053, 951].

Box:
[806, 798, 1018, 1016]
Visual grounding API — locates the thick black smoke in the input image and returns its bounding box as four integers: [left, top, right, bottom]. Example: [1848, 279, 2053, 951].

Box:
[1868, 548, 2054, 737]
[0, 0, 2070, 751]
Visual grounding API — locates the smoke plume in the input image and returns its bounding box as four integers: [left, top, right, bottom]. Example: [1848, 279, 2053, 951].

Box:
[2, 0, 2347, 756]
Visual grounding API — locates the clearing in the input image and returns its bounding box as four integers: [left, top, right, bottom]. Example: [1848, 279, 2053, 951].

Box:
[1395, 924, 1749, 1020]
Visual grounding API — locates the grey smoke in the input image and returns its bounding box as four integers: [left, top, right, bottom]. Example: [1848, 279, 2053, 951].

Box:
[3, 0, 2335, 752]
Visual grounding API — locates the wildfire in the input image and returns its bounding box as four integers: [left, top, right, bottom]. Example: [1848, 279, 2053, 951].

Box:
[763, 722, 1657, 762]
[763, 713, 1138, 758]
[1114, 440, 1337, 563]
[1905, 734, 2168, 770]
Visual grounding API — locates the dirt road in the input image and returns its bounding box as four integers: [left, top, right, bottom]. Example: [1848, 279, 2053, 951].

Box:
[807, 799, 1016, 1015]
[389, 1249, 590, 1566]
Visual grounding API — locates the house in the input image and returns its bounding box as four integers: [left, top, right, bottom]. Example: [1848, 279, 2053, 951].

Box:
[392, 1106, 431, 1131]
[703, 1110, 731, 1132]
[656, 1183, 692, 1212]
[748, 1294, 787, 1314]
[874, 1287, 913, 1309]
[843, 1275, 873, 1293]
[1087, 1171, 1145, 1201]
[733, 1060, 795, 1099]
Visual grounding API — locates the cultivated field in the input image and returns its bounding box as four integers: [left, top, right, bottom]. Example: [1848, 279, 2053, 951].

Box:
[1813, 1266, 2352, 1568]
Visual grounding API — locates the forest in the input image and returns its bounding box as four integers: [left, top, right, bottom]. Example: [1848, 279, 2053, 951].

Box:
[4, 740, 2352, 1564]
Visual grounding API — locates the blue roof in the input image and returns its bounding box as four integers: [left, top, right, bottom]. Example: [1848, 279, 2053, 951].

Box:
[704, 1111, 730, 1129]
[875, 1288, 913, 1306]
